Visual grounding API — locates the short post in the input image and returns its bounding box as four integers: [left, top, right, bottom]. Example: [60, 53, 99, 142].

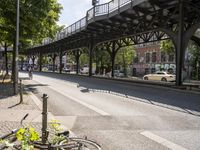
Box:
[42, 94, 48, 144]
[19, 79, 23, 103]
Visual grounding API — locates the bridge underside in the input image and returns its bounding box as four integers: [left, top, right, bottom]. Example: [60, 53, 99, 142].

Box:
[27, 0, 200, 86]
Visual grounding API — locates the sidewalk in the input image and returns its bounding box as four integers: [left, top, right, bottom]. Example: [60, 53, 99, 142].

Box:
[0, 82, 62, 137]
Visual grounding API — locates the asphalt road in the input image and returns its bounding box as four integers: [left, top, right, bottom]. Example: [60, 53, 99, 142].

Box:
[20, 72, 200, 150]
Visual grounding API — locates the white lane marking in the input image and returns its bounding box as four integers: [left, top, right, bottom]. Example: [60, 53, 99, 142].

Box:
[27, 88, 76, 136]
[140, 131, 188, 150]
[48, 86, 110, 116]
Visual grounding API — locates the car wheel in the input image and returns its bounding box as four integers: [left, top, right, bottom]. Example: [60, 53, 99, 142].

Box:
[161, 77, 167, 82]
[144, 77, 148, 80]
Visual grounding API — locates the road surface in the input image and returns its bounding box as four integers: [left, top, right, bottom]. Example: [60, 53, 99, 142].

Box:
[20, 72, 200, 150]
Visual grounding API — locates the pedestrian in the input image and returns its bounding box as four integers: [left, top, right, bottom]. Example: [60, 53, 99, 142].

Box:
[28, 66, 33, 80]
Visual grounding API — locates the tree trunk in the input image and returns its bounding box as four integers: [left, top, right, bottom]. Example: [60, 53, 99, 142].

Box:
[122, 51, 127, 77]
[21, 57, 24, 70]
[52, 55, 56, 72]
[76, 51, 80, 74]
[32, 57, 35, 69]
[12, 42, 16, 82]
[4, 43, 8, 74]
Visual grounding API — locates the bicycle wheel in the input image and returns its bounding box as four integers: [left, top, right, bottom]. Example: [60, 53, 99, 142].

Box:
[0, 134, 19, 150]
[59, 137, 101, 150]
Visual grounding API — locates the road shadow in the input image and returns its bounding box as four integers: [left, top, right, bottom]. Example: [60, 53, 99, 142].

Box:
[32, 72, 200, 117]
[19, 77, 30, 80]
[7, 101, 21, 109]
[0, 83, 14, 99]
[24, 83, 49, 95]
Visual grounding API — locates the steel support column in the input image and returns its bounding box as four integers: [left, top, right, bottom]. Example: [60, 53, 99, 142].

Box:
[176, 0, 184, 86]
[191, 36, 200, 47]
[76, 49, 80, 75]
[52, 53, 56, 73]
[59, 51, 63, 74]
[88, 42, 95, 77]
[111, 41, 116, 78]
[31, 56, 35, 69]
[4, 43, 8, 75]
[39, 52, 42, 72]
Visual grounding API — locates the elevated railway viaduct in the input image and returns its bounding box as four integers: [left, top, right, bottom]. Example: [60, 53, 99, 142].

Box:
[27, 0, 200, 86]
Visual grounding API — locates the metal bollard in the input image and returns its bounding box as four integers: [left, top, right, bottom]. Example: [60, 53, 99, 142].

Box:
[19, 79, 23, 103]
[41, 94, 48, 144]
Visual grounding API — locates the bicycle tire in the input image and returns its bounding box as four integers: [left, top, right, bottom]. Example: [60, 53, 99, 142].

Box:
[58, 137, 101, 150]
[0, 133, 19, 150]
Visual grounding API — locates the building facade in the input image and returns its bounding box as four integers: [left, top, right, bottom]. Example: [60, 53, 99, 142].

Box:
[132, 42, 176, 76]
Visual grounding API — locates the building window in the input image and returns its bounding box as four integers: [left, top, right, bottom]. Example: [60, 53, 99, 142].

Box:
[168, 54, 174, 62]
[146, 53, 150, 63]
[151, 68, 156, 73]
[161, 52, 166, 62]
[152, 52, 156, 63]
[133, 54, 139, 63]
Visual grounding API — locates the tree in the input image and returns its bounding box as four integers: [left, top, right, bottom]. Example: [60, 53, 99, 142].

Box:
[0, 0, 62, 93]
[18, 54, 27, 70]
[0, 0, 63, 48]
[188, 41, 200, 80]
[94, 48, 111, 74]
[0, 42, 12, 74]
[79, 53, 89, 68]
[115, 46, 136, 76]
[160, 39, 175, 54]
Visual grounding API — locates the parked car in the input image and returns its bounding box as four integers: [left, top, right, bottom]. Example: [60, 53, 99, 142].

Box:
[80, 67, 89, 74]
[114, 70, 125, 77]
[63, 68, 70, 73]
[143, 71, 175, 82]
[42, 67, 48, 71]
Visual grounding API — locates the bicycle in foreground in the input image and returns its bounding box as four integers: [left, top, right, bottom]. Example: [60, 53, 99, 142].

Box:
[0, 94, 101, 150]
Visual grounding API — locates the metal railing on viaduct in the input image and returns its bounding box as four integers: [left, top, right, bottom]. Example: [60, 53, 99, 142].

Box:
[27, 0, 200, 86]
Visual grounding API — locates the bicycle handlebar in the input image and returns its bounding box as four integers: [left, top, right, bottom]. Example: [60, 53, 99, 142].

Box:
[0, 113, 29, 140]
[20, 113, 29, 126]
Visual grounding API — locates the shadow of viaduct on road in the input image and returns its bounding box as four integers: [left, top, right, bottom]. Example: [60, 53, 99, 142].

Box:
[26, 72, 200, 117]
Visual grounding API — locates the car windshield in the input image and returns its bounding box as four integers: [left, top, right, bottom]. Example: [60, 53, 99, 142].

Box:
[166, 72, 174, 75]
[156, 72, 165, 74]
[156, 72, 174, 75]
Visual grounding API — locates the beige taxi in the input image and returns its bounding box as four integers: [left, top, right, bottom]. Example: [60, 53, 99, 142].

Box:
[143, 71, 175, 82]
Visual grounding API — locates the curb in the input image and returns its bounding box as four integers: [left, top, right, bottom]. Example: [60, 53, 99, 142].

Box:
[25, 88, 75, 136]
[30, 71, 200, 95]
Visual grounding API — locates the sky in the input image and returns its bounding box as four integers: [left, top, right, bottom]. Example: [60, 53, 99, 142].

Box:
[58, 0, 110, 27]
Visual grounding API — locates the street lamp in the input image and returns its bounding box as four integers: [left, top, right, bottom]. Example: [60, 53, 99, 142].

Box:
[14, 0, 20, 94]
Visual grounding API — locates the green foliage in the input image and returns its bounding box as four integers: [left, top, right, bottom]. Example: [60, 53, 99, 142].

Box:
[67, 54, 76, 64]
[188, 41, 200, 80]
[80, 53, 89, 67]
[49, 120, 65, 144]
[16, 126, 39, 150]
[188, 41, 200, 62]
[42, 56, 50, 65]
[0, 0, 63, 49]
[93, 47, 111, 74]
[160, 40, 175, 54]
[115, 46, 136, 76]
[19, 55, 27, 61]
